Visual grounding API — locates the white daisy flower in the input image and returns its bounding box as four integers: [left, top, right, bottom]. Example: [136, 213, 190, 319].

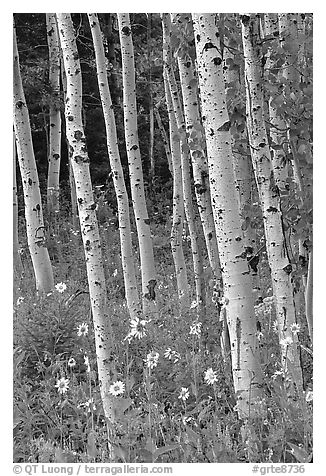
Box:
[204, 367, 218, 385]
[164, 348, 180, 363]
[178, 387, 190, 401]
[144, 351, 159, 369]
[55, 282, 67, 293]
[77, 323, 89, 337]
[189, 322, 202, 336]
[109, 380, 125, 396]
[272, 370, 285, 380]
[16, 296, 25, 306]
[272, 320, 279, 333]
[55, 377, 69, 395]
[290, 323, 301, 335]
[67, 357, 76, 368]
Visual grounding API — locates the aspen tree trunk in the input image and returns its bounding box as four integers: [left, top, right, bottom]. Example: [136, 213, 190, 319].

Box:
[264, 14, 289, 193]
[222, 16, 256, 252]
[241, 14, 303, 392]
[56, 14, 115, 452]
[88, 13, 141, 321]
[13, 131, 23, 275]
[117, 13, 157, 317]
[61, 54, 78, 229]
[46, 13, 61, 215]
[163, 14, 204, 313]
[172, 14, 221, 282]
[305, 249, 313, 342]
[163, 71, 190, 310]
[193, 13, 263, 418]
[147, 13, 155, 183]
[13, 27, 54, 294]
[154, 106, 173, 175]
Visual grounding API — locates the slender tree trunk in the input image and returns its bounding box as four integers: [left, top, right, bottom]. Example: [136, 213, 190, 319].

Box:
[193, 13, 263, 418]
[147, 13, 155, 183]
[305, 250, 313, 342]
[163, 14, 204, 313]
[56, 13, 115, 455]
[13, 26, 54, 294]
[88, 13, 141, 321]
[13, 131, 23, 276]
[117, 13, 157, 317]
[46, 13, 61, 215]
[163, 70, 190, 310]
[241, 14, 303, 393]
[154, 106, 173, 175]
[172, 14, 221, 282]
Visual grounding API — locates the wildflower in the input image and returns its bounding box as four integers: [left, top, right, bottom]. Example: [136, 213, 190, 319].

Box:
[280, 336, 293, 348]
[112, 269, 118, 277]
[84, 355, 91, 372]
[189, 322, 202, 336]
[77, 323, 89, 337]
[164, 348, 180, 363]
[204, 368, 218, 385]
[305, 390, 313, 403]
[55, 282, 67, 293]
[272, 370, 285, 380]
[290, 323, 301, 335]
[109, 380, 125, 396]
[190, 300, 198, 309]
[178, 387, 190, 402]
[130, 317, 149, 339]
[55, 377, 69, 395]
[16, 296, 24, 306]
[85, 398, 96, 411]
[272, 320, 279, 333]
[144, 351, 159, 369]
[67, 357, 76, 368]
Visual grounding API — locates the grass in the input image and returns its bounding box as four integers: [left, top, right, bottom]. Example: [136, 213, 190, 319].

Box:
[13, 198, 313, 463]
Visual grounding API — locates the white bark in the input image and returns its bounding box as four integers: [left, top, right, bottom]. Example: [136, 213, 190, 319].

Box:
[13, 26, 54, 294]
[163, 70, 190, 310]
[241, 14, 303, 392]
[88, 13, 141, 321]
[193, 13, 263, 418]
[117, 13, 157, 316]
[13, 131, 23, 275]
[46, 13, 62, 214]
[56, 13, 115, 447]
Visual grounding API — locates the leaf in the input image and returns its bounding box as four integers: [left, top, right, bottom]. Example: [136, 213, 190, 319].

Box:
[185, 426, 200, 446]
[137, 448, 154, 462]
[145, 437, 156, 454]
[153, 444, 180, 461]
[190, 382, 197, 396]
[287, 443, 311, 463]
[87, 429, 98, 459]
[111, 442, 128, 462]
[114, 397, 133, 415]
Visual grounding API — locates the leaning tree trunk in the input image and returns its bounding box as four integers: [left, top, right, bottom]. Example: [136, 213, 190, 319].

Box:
[193, 13, 263, 419]
[117, 13, 157, 317]
[241, 14, 303, 393]
[46, 13, 62, 215]
[88, 13, 141, 321]
[56, 13, 116, 455]
[13, 26, 54, 294]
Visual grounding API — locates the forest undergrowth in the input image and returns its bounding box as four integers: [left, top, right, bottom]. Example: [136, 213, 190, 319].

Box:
[13, 194, 313, 464]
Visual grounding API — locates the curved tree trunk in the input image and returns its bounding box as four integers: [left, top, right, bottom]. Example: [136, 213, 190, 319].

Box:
[88, 13, 141, 321]
[46, 13, 61, 215]
[117, 13, 157, 317]
[241, 14, 303, 393]
[193, 13, 263, 419]
[56, 13, 115, 455]
[13, 26, 54, 294]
